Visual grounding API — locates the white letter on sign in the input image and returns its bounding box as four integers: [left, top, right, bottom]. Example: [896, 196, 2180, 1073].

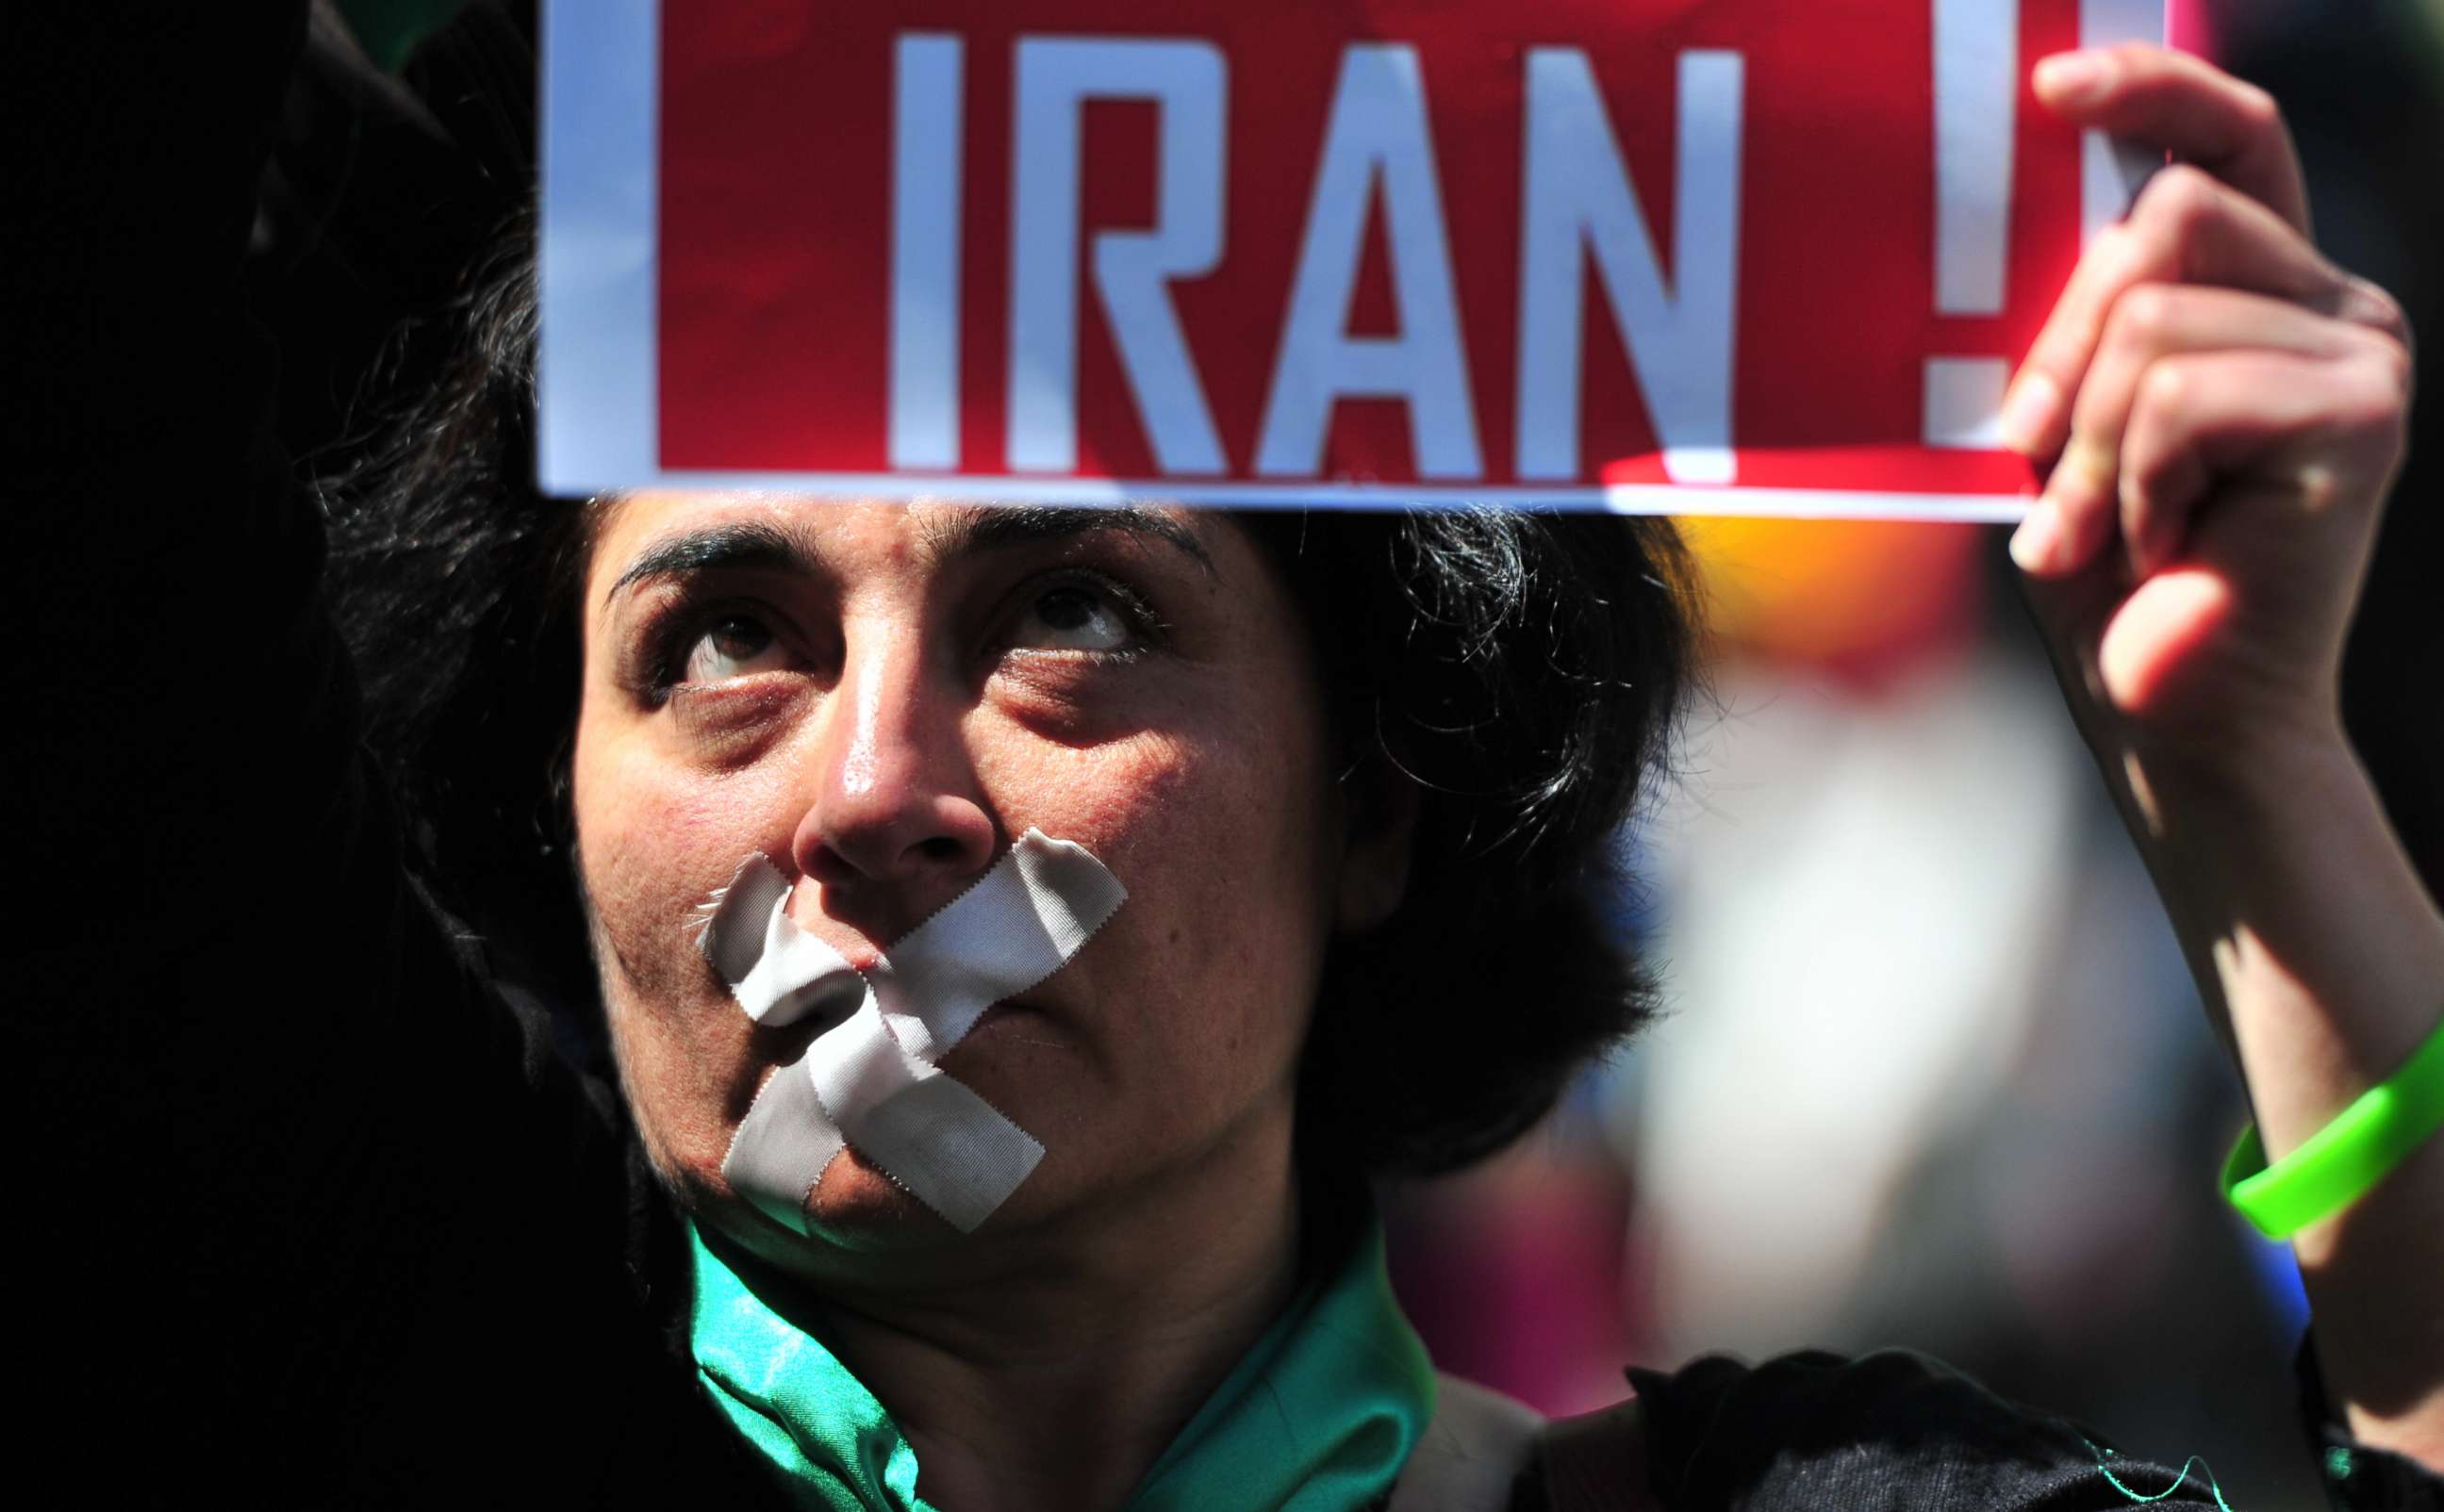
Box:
[1008, 38, 1229, 476]
[1255, 44, 1482, 481]
[1515, 49, 1743, 486]
[889, 34, 965, 470]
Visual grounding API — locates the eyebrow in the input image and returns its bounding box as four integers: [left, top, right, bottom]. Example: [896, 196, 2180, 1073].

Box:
[604, 502, 1219, 610]
[919, 503, 1217, 578]
[605, 519, 817, 605]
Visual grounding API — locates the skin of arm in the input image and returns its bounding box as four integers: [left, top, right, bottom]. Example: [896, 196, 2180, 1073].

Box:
[2005, 44, 2443, 1471]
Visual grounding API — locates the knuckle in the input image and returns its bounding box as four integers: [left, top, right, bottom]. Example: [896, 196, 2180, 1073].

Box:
[2129, 166, 2221, 255]
[2342, 351, 2413, 435]
[2228, 81, 2283, 137]
[2108, 284, 2182, 350]
[2172, 162, 2221, 211]
[2315, 364, 2410, 487]
[2345, 277, 2416, 353]
[2135, 359, 2190, 416]
[2106, 40, 2161, 74]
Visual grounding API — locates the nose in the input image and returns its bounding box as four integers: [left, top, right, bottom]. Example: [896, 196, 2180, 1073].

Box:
[790, 627, 997, 902]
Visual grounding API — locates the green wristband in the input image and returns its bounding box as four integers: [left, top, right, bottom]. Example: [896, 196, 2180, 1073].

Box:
[2221, 1011, 2444, 1241]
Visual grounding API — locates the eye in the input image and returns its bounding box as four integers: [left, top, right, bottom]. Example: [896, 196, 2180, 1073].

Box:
[1006, 583, 1140, 655]
[680, 614, 792, 684]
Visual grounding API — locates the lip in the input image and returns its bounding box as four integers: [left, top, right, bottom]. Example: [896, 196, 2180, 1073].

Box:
[749, 995, 1054, 1074]
[745, 978, 861, 1061]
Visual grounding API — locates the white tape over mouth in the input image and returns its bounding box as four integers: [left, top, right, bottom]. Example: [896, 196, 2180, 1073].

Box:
[700, 830, 1127, 1234]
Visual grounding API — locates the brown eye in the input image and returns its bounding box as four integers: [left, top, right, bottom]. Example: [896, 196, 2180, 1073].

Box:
[1009, 585, 1135, 654]
[682, 615, 788, 683]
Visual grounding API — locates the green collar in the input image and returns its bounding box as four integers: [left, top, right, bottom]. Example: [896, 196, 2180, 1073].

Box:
[688, 1218, 1437, 1511]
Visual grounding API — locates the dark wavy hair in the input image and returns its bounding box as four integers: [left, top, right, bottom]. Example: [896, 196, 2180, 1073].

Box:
[325, 222, 1703, 1180]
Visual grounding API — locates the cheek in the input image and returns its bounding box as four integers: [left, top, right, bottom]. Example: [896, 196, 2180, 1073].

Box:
[985, 701, 1334, 968]
[964, 704, 1340, 1144]
[579, 740, 782, 991]
[572, 718, 809, 1179]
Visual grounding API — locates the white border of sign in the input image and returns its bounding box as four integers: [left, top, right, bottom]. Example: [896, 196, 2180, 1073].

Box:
[540, 0, 2164, 520]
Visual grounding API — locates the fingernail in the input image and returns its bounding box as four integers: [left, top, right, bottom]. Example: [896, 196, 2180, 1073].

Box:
[2034, 52, 2109, 107]
[1998, 372, 2061, 455]
[2009, 499, 2062, 574]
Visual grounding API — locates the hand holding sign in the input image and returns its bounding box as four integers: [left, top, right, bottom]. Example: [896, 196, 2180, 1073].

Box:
[2005, 43, 2413, 750]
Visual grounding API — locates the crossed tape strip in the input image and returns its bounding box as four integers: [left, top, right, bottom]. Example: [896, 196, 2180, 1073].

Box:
[699, 830, 1128, 1234]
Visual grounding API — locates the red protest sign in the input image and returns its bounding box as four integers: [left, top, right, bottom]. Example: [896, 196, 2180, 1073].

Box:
[539, 1, 2164, 516]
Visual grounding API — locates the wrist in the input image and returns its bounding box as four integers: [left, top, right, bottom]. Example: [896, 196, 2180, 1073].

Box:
[2106, 715, 2444, 1142]
[2119, 702, 2353, 834]
[2112, 716, 2359, 914]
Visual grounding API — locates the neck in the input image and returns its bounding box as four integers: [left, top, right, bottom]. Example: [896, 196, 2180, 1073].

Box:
[805, 1130, 1306, 1512]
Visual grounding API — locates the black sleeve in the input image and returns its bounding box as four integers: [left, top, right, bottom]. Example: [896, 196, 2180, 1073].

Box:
[6, 8, 768, 1503]
[2296, 1336, 2444, 1512]
[1628, 1349, 2232, 1511]
[1627, 1346, 2444, 1512]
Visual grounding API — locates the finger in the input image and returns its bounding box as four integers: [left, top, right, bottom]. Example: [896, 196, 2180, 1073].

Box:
[2117, 347, 2407, 581]
[2036, 285, 2375, 577]
[2001, 165, 2350, 460]
[2031, 43, 2308, 235]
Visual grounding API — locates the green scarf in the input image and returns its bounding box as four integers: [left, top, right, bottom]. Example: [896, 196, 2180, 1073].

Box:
[688, 1219, 1437, 1511]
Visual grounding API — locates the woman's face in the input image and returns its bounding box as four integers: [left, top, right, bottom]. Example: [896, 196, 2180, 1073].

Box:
[571, 497, 1398, 1269]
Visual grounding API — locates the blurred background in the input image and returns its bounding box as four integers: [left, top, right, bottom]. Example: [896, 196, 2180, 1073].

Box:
[1382, 7, 2444, 1508]
[299, 2, 2443, 1506]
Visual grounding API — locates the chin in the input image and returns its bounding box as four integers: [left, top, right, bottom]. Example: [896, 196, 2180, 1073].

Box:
[793, 1147, 984, 1252]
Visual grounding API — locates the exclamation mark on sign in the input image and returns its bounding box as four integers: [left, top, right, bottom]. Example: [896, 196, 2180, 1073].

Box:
[1923, 0, 2019, 449]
